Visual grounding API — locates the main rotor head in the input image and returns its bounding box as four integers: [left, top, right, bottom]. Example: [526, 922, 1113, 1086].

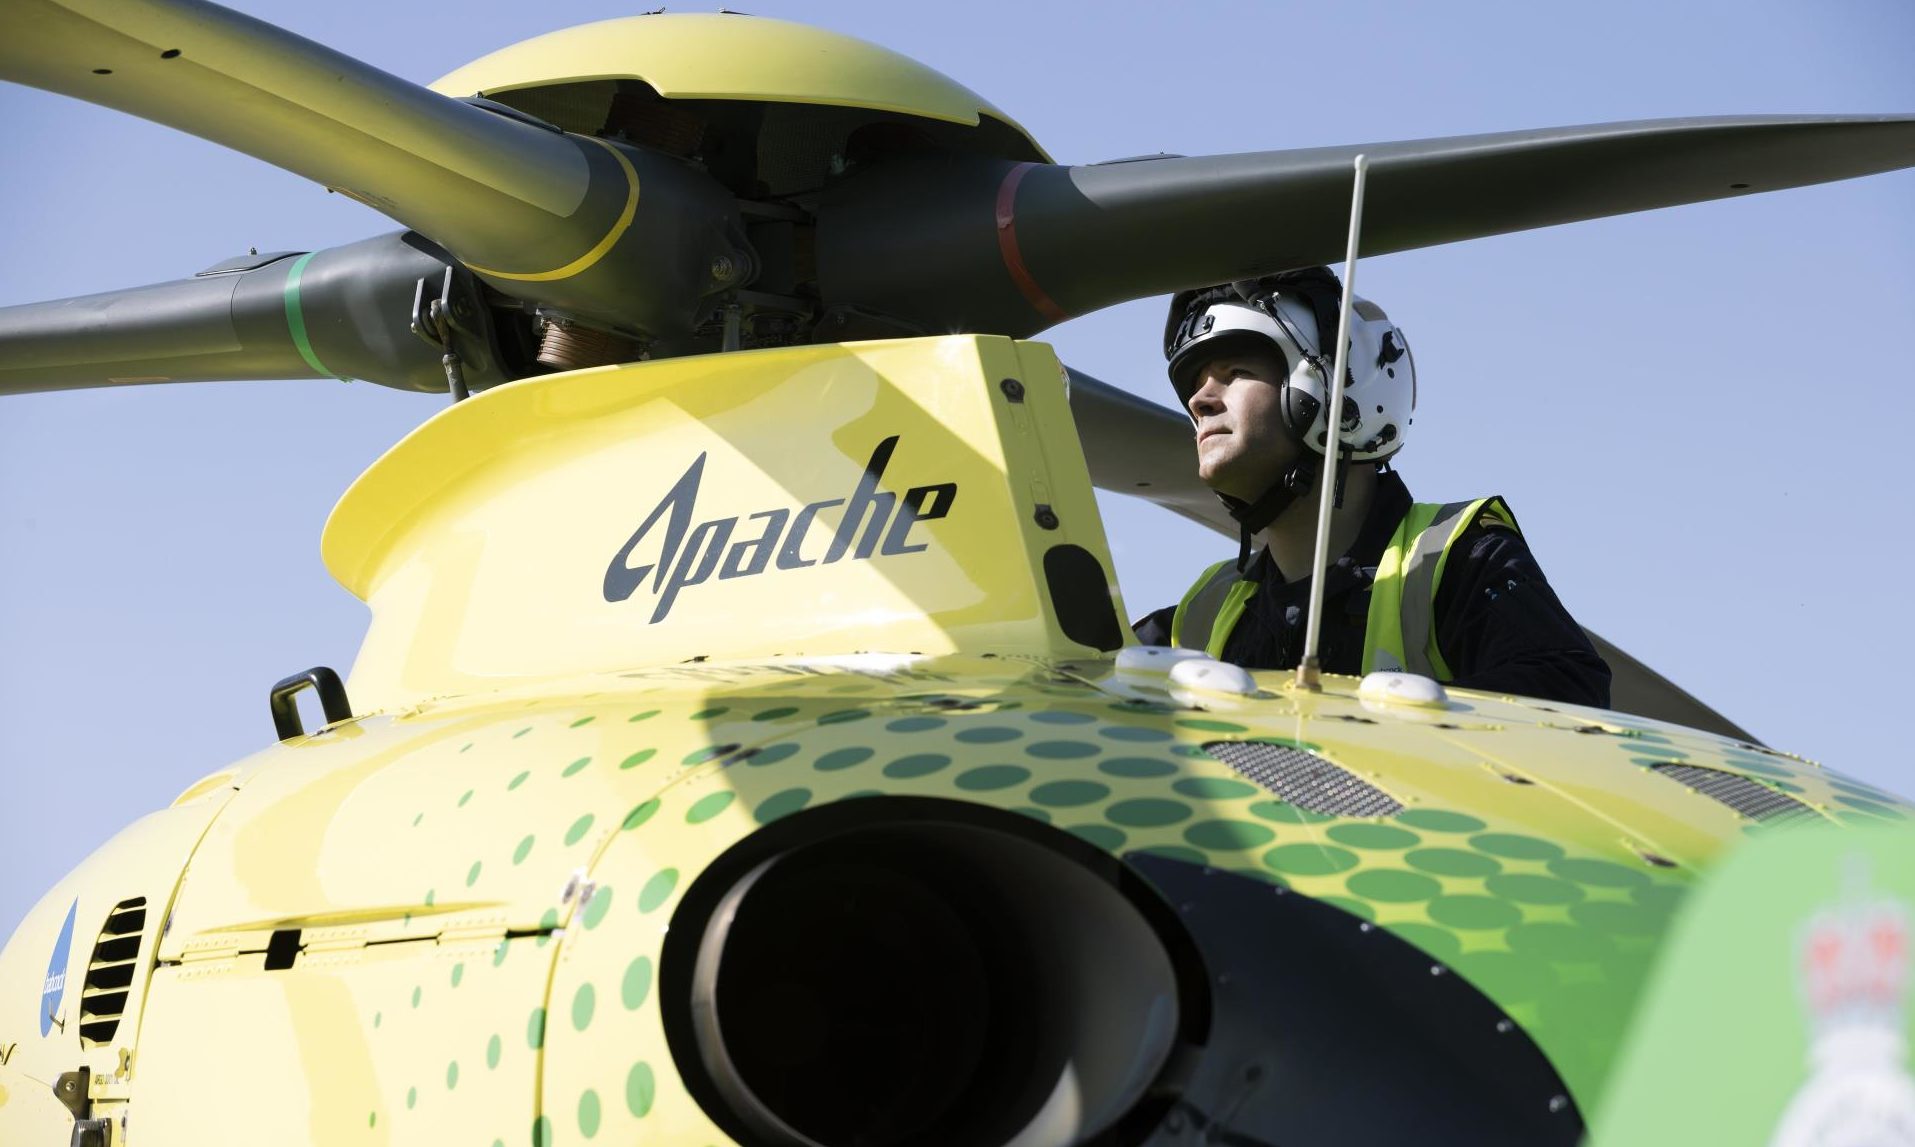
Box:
[0, 2, 1911, 396]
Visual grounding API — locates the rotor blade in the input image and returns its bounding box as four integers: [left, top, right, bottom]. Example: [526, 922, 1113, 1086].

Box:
[1063, 367, 1759, 743]
[0, 0, 746, 336]
[1581, 632, 1758, 744]
[0, 234, 505, 395]
[823, 116, 1915, 336]
[1066, 366, 1227, 533]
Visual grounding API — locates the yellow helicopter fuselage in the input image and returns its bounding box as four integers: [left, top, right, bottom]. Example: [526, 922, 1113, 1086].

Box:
[5, 9, 1915, 1146]
[3, 336, 1905, 1145]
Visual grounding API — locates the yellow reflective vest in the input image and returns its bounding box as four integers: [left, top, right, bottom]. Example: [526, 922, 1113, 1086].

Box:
[1169, 498, 1519, 679]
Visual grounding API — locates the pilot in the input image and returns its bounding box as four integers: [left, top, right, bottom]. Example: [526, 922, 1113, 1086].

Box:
[1131, 267, 1612, 706]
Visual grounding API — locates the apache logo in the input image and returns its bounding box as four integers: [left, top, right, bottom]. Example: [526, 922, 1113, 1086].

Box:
[604, 436, 957, 624]
[41, 900, 75, 1038]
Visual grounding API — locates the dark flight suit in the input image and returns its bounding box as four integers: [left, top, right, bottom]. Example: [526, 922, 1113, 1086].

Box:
[1132, 472, 1612, 707]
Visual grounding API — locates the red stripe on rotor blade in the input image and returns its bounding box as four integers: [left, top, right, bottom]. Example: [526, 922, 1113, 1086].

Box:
[995, 163, 1069, 324]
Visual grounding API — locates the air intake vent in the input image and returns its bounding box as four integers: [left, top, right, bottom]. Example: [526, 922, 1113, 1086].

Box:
[78, 898, 147, 1048]
[1203, 742, 1403, 818]
[1652, 764, 1821, 824]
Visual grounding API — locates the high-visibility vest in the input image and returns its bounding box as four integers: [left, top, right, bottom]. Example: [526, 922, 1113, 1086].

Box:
[1169, 498, 1519, 679]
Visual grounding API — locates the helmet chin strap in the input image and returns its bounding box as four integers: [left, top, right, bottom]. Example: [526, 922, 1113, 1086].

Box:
[1219, 457, 1318, 573]
[1217, 455, 1353, 573]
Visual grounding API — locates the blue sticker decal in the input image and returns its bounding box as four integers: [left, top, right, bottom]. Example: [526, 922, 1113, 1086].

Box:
[41, 900, 76, 1038]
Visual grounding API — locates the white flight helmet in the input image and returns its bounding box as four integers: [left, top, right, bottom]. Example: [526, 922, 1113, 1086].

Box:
[1164, 269, 1415, 465]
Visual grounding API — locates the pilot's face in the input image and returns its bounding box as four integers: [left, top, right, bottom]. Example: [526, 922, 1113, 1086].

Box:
[1185, 348, 1295, 502]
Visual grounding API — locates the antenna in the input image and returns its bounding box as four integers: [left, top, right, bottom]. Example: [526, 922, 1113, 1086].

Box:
[1295, 155, 1370, 692]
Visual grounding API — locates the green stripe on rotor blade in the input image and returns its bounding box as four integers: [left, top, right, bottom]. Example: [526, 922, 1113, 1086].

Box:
[282, 253, 351, 381]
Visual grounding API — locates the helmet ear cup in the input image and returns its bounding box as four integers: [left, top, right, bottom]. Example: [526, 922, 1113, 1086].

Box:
[1280, 358, 1325, 442]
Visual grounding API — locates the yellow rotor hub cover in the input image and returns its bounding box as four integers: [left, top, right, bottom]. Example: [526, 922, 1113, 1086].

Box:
[431, 12, 1047, 159]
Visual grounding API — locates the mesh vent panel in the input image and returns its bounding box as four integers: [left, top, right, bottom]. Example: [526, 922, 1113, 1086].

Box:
[491, 81, 619, 136]
[1653, 764, 1820, 824]
[1203, 741, 1403, 817]
[79, 898, 146, 1048]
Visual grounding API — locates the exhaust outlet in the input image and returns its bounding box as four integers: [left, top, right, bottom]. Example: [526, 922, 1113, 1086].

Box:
[660, 797, 1207, 1147]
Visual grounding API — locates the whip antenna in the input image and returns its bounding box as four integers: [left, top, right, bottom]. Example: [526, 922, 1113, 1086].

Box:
[1295, 154, 1370, 692]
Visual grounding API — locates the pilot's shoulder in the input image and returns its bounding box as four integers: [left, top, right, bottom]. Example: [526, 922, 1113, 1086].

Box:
[1464, 495, 1521, 536]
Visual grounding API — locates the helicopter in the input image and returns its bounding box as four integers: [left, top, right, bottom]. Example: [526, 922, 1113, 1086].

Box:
[3, 0, 1915, 1141]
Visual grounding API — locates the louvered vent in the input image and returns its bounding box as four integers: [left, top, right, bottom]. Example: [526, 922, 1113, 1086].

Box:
[1652, 764, 1821, 824]
[1203, 741, 1403, 817]
[78, 898, 147, 1047]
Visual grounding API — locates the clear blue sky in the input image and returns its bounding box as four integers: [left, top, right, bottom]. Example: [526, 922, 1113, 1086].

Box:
[2, 0, 1911, 937]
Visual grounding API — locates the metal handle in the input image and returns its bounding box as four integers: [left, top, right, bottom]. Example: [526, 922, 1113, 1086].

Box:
[268, 667, 352, 741]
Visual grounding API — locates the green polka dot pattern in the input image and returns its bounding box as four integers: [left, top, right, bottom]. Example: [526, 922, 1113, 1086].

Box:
[1395, 809, 1486, 833]
[955, 765, 1030, 791]
[637, 869, 678, 914]
[815, 746, 872, 771]
[1263, 843, 1360, 876]
[626, 1062, 655, 1117]
[746, 743, 801, 767]
[1429, 895, 1522, 931]
[1030, 780, 1109, 807]
[1326, 823, 1419, 850]
[1184, 819, 1276, 851]
[1169, 777, 1258, 802]
[1249, 800, 1331, 825]
[1069, 824, 1128, 851]
[1026, 740, 1101, 760]
[1405, 848, 1500, 878]
[1100, 757, 1176, 779]
[884, 754, 951, 779]
[753, 787, 812, 823]
[1345, 869, 1442, 903]
[685, 791, 735, 824]
[1106, 798, 1192, 828]
[1175, 718, 1247, 733]
[955, 726, 1021, 744]
[581, 886, 613, 930]
[621, 957, 652, 1010]
[1470, 833, 1566, 862]
[318, 657, 1913, 1145]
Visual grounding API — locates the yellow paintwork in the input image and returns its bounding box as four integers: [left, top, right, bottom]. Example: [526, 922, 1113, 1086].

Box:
[134, 929, 548, 1143]
[0, 643, 1894, 1143]
[324, 337, 1118, 713]
[4, 335, 1909, 1143]
[430, 13, 1048, 159]
[0, 649, 1855, 1146]
[0, 774, 242, 1143]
